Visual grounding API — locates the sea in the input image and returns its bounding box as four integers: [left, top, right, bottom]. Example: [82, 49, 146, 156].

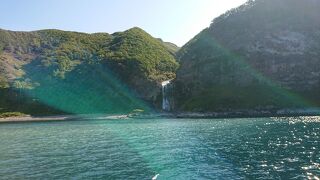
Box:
[0, 116, 319, 179]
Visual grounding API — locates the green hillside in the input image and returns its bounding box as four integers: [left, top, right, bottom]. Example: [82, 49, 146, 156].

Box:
[0, 27, 179, 115]
[174, 0, 320, 112]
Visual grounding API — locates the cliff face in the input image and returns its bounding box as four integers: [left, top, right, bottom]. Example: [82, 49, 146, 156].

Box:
[175, 0, 320, 111]
[0, 28, 179, 114]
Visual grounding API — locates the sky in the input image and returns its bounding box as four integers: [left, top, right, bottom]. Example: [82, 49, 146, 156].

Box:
[0, 0, 247, 46]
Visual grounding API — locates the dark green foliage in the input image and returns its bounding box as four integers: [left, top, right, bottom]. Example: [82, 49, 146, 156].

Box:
[0, 88, 63, 115]
[157, 38, 180, 54]
[0, 27, 179, 115]
[105, 28, 179, 88]
[0, 28, 178, 86]
[175, 0, 320, 112]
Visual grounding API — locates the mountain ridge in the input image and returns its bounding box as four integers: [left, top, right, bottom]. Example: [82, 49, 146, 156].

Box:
[174, 0, 320, 112]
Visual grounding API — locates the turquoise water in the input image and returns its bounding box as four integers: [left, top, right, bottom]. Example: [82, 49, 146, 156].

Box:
[0, 116, 319, 179]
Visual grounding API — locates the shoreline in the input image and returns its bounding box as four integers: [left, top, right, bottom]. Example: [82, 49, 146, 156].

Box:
[1, 109, 320, 123]
[0, 114, 132, 123]
[173, 109, 320, 119]
[173, 112, 320, 119]
[0, 115, 77, 123]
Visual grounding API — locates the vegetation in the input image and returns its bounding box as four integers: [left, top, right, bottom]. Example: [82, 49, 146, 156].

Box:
[0, 112, 27, 118]
[0, 27, 179, 115]
[175, 0, 320, 112]
[105, 28, 178, 81]
[0, 76, 9, 88]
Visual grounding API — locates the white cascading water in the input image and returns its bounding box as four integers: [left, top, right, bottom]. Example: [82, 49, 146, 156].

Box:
[162, 80, 171, 111]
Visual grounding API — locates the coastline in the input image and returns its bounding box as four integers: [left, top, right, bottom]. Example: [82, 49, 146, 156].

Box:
[0, 115, 77, 123]
[173, 108, 320, 119]
[0, 114, 132, 123]
[1, 108, 320, 123]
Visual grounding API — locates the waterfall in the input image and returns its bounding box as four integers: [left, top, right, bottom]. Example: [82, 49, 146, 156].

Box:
[162, 80, 172, 111]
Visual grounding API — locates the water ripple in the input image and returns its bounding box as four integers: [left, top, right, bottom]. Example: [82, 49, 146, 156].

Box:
[0, 117, 319, 179]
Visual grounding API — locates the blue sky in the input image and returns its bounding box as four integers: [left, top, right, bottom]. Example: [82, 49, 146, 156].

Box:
[0, 0, 246, 46]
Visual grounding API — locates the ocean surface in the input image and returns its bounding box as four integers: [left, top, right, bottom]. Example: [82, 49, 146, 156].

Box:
[0, 116, 319, 179]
